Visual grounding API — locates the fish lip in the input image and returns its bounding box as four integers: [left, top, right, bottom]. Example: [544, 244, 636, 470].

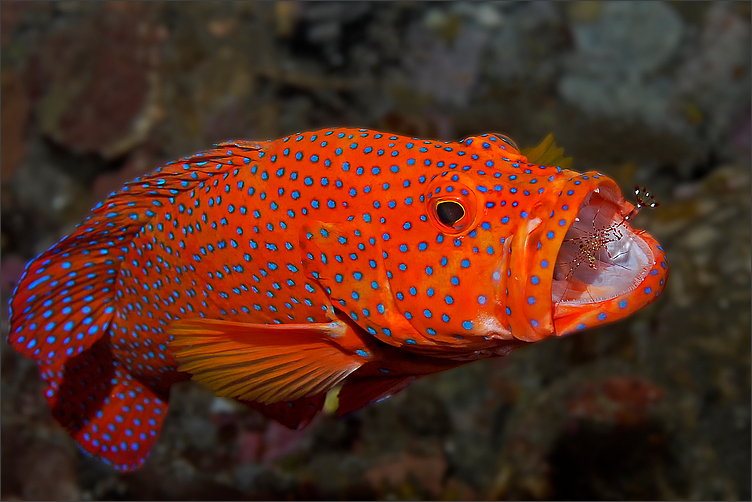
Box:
[492, 254, 514, 338]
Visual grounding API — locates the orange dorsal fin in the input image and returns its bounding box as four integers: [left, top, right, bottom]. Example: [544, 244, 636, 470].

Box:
[168, 319, 365, 404]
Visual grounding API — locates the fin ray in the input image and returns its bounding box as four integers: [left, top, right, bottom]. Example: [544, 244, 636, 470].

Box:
[169, 319, 363, 404]
[521, 133, 573, 169]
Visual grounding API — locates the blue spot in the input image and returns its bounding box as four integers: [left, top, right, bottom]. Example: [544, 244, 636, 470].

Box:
[28, 275, 51, 290]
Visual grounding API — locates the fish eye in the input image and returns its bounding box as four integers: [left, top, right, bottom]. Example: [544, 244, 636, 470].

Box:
[429, 197, 471, 234]
[436, 201, 465, 226]
[425, 174, 482, 236]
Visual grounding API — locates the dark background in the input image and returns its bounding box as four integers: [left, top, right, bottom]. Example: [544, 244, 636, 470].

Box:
[1, 2, 750, 500]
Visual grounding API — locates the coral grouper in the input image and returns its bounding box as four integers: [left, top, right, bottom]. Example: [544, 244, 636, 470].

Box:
[8, 128, 668, 470]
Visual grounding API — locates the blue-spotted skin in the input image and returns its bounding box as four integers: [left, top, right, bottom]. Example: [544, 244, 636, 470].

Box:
[8, 128, 669, 471]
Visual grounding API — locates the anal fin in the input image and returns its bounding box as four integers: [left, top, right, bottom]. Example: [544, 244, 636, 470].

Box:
[39, 337, 168, 471]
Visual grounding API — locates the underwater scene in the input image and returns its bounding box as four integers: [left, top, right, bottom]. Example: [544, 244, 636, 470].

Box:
[1, 2, 749, 500]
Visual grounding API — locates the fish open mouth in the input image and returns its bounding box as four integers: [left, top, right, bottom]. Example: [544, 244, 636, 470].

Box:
[552, 187, 653, 305]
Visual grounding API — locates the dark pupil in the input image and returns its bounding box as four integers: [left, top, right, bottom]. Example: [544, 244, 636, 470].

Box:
[436, 201, 465, 226]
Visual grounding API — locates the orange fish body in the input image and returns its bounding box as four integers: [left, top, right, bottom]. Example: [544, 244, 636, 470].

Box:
[8, 128, 668, 470]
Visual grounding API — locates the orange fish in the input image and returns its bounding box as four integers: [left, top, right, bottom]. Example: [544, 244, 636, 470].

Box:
[8, 128, 668, 471]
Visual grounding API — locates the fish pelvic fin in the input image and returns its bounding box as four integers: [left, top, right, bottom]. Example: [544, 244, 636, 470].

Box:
[239, 393, 327, 430]
[336, 374, 417, 417]
[7, 141, 267, 364]
[168, 319, 367, 405]
[38, 337, 168, 472]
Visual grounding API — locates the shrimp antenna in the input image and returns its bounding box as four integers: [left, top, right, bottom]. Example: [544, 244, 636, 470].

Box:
[624, 186, 659, 222]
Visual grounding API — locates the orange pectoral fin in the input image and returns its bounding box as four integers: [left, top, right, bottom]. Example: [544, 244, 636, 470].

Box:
[168, 319, 366, 404]
[299, 220, 428, 349]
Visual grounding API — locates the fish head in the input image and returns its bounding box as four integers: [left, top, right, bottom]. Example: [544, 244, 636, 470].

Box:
[377, 142, 667, 348]
[302, 132, 667, 352]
